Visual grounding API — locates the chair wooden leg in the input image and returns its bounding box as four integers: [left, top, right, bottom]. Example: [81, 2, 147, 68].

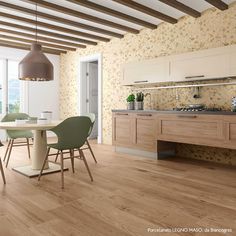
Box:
[60, 151, 64, 189]
[54, 150, 60, 162]
[38, 147, 50, 181]
[86, 140, 97, 163]
[0, 158, 6, 184]
[79, 149, 93, 182]
[26, 138, 31, 159]
[69, 149, 75, 173]
[6, 139, 14, 168]
[3, 139, 11, 162]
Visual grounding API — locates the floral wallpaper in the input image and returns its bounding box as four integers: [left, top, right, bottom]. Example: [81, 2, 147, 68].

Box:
[60, 3, 236, 166]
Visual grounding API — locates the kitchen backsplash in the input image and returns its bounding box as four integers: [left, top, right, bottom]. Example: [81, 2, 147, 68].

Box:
[60, 3, 236, 166]
[134, 79, 236, 111]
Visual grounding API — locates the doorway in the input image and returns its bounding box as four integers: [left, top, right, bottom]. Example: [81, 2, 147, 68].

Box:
[79, 54, 102, 143]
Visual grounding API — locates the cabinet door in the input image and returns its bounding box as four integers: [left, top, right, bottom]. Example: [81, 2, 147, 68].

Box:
[112, 113, 134, 147]
[158, 114, 224, 147]
[121, 58, 169, 85]
[229, 46, 236, 77]
[134, 113, 157, 151]
[223, 116, 236, 149]
[170, 49, 229, 82]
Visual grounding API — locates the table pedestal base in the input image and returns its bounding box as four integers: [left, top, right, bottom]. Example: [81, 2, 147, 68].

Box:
[12, 163, 68, 178]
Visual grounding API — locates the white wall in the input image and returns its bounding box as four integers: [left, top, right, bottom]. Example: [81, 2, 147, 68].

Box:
[0, 46, 60, 120]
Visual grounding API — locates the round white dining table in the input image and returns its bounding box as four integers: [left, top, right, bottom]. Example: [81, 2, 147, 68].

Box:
[0, 120, 63, 177]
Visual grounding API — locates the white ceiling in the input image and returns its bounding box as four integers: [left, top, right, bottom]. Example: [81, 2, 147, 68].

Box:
[0, 0, 235, 49]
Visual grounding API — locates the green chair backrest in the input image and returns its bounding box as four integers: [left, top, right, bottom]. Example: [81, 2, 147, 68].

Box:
[50, 116, 92, 150]
[83, 113, 95, 136]
[2, 113, 29, 122]
[1, 113, 33, 139]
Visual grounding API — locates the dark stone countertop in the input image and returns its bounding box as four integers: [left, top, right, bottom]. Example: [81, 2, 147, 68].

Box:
[112, 109, 236, 115]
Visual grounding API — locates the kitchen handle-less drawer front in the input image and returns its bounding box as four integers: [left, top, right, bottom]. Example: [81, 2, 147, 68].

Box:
[157, 115, 225, 147]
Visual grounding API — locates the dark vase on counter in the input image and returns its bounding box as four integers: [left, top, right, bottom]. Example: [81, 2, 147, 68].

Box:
[135, 92, 144, 110]
[135, 101, 144, 110]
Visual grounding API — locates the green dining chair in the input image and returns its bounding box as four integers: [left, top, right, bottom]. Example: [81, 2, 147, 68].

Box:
[54, 113, 97, 163]
[0, 141, 6, 184]
[81, 113, 97, 163]
[2, 113, 33, 168]
[38, 116, 93, 188]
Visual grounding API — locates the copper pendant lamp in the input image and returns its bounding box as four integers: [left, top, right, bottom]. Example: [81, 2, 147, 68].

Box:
[19, 2, 53, 81]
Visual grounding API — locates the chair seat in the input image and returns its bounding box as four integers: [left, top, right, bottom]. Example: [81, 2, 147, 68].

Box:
[7, 130, 33, 139]
[48, 142, 81, 150]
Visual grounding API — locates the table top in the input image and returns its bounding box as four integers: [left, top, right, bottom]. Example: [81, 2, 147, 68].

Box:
[0, 120, 62, 130]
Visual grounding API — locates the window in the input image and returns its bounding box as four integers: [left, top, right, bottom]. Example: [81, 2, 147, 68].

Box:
[8, 60, 20, 113]
[0, 59, 25, 116]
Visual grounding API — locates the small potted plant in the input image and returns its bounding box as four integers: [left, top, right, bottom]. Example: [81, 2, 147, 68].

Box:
[126, 94, 135, 110]
[135, 92, 144, 110]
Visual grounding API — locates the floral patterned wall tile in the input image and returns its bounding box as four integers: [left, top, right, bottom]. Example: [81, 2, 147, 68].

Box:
[60, 4, 236, 166]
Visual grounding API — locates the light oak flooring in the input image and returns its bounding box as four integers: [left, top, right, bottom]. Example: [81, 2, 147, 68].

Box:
[0, 139, 236, 236]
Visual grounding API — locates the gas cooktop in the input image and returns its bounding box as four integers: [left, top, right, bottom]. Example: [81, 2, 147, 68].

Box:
[173, 107, 223, 112]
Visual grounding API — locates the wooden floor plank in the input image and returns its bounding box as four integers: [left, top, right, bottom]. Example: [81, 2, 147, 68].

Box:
[0, 139, 235, 235]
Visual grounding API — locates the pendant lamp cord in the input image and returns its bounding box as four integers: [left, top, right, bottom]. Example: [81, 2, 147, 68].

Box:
[35, 2, 38, 43]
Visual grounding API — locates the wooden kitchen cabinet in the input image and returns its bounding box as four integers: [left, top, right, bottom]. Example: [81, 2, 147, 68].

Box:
[112, 112, 158, 152]
[157, 114, 225, 148]
[113, 111, 236, 156]
[134, 113, 158, 152]
[223, 116, 236, 148]
[112, 112, 135, 147]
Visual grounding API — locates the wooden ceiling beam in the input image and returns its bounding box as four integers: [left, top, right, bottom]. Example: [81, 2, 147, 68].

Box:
[112, 0, 177, 24]
[22, 0, 139, 34]
[158, 0, 201, 18]
[0, 12, 109, 42]
[0, 21, 97, 45]
[0, 28, 86, 48]
[0, 1, 123, 38]
[66, 0, 157, 29]
[205, 0, 228, 10]
[0, 34, 76, 51]
[0, 39, 66, 55]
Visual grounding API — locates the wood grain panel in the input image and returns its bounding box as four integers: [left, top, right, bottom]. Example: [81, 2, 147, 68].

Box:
[229, 123, 236, 140]
[161, 120, 218, 139]
[112, 113, 134, 146]
[135, 114, 157, 151]
[1, 139, 236, 235]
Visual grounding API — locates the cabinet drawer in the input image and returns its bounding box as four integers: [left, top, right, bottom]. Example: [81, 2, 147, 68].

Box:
[158, 114, 224, 146]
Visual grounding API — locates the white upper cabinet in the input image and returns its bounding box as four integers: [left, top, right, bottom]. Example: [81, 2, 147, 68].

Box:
[121, 45, 236, 86]
[121, 57, 169, 86]
[169, 47, 231, 82]
[229, 46, 236, 76]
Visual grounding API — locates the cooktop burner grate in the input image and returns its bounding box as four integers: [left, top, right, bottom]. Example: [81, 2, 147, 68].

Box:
[173, 107, 222, 112]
